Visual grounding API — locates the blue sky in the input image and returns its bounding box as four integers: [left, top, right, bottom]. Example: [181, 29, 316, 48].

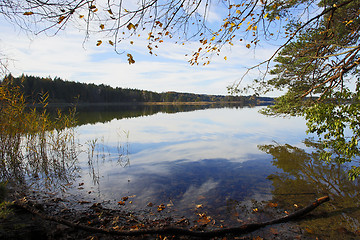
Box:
[0, 5, 281, 96]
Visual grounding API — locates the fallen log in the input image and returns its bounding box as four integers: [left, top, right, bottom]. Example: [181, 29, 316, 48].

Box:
[13, 196, 330, 238]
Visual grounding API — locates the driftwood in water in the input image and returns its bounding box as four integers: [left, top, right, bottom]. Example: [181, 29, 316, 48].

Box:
[13, 196, 330, 238]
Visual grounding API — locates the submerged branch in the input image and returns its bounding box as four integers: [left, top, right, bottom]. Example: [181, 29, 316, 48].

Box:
[13, 196, 330, 238]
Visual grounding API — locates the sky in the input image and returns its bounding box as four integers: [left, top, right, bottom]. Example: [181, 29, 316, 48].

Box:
[0, 5, 281, 96]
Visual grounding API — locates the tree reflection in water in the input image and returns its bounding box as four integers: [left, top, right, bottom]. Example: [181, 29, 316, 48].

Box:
[259, 138, 360, 238]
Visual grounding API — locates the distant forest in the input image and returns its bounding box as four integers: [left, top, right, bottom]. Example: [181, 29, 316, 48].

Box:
[2, 75, 273, 104]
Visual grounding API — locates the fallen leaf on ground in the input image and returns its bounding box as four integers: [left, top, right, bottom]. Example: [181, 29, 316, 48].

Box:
[267, 202, 278, 208]
[122, 196, 129, 201]
[157, 204, 166, 212]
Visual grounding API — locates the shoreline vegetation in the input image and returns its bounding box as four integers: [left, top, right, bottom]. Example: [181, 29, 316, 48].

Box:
[28, 100, 273, 108]
[4, 74, 274, 107]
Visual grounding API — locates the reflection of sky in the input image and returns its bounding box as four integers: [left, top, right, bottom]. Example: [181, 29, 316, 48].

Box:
[72, 106, 313, 221]
[77, 106, 310, 164]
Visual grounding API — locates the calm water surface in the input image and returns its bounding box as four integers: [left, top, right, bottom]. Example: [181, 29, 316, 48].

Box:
[60, 105, 360, 238]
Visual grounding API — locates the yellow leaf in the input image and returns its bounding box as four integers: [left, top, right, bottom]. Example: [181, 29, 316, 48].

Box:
[127, 23, 136, 30]
[246, 43, 251, 48]
[96, 40, 102, 46]
[236, 10, 241, 14]
[253, 25, 257, 31]
[23, 12, 34, 16]
[211, 36, 216, 41]
[100, 24, 105, 30]
[346, 20, 353, 26]
[275, 16, 280, 20]
[246, 24, 252, 31]
[224, 56, 227, 60]
[157, 204, 165, 212]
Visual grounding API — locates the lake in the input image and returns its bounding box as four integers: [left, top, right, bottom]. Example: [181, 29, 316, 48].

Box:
[27, 104, 360, 238]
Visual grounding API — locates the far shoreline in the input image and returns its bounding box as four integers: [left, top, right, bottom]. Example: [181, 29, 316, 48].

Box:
[28, 100, 274, 108]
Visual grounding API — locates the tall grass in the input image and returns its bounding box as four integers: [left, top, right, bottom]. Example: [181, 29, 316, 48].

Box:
[0, 77, 79, 191]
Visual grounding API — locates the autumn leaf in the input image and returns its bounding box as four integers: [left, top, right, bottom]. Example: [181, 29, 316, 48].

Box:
[107, 9, 113, 15]
[197, 213, 211, 225]
[79, 15, 84, 19]
[224, 56, 227, 60]
[270, 228, 279, 235]
[122, 196, 129, 201]
[267, 202, 278, 208]
[157, 204, 165, 212]
[246, 43, 251, 48]
[210, 36, 216, 41]
[100, 24, 105, 30]
[117, 201, 125, 205]
[127, 23, 136, 30]
[127, 53, 135, 64]
[58, 16, 66, 24]
[23, 12, 34, 16]
[236, 10, 241, 14]
[275, 16, 280, 20]
[147, 202, 153, 207]
[89, 5, 96, 9]
[96, 40, 102, 46]
[108, 40, 114, 46]
[112, 225, 122, 231]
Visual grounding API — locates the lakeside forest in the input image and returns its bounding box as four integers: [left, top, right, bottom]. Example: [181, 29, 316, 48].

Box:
[3, 75, 273, 105]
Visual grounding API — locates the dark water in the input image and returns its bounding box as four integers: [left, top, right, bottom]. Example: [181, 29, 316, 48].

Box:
[15, 104, 360, 238]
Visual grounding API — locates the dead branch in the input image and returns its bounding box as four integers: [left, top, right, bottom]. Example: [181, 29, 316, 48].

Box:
[13, 196, 330, 238]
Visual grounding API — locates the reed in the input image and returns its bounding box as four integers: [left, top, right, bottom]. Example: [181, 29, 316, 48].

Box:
[0, 77, 79, 191]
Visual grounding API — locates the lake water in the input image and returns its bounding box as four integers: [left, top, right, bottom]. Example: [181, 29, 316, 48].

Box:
[30, 104, 360, 238]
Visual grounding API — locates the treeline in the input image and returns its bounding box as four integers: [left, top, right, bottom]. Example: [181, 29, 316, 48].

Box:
[2, 75, 273, 104]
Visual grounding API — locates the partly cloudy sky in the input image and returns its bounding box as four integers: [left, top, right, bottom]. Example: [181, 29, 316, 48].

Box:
[0, 5, 280, 96]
